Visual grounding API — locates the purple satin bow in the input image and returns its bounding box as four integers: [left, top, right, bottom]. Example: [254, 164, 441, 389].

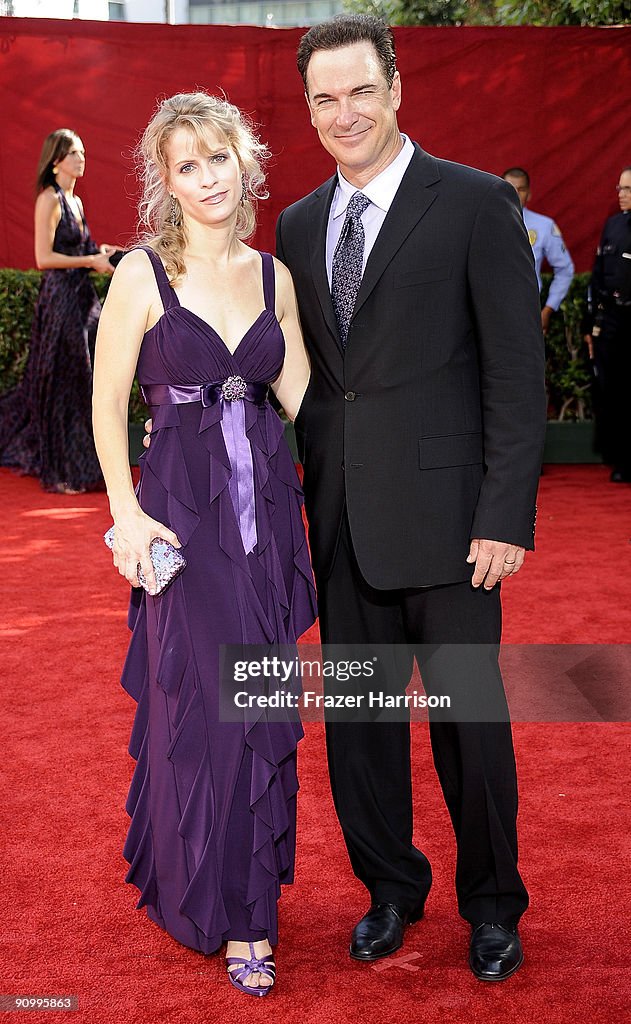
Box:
[140, 378, 268, 555]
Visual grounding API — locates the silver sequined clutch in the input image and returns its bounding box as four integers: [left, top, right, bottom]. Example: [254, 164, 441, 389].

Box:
[104, 526, 187, 595]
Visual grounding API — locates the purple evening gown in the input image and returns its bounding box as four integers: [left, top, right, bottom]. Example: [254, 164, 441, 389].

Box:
[0, 184, 103, 492]
[120, 246, 317, 954]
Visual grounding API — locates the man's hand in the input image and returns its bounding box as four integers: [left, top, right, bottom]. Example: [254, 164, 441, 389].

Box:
[467, 539, 525, 590]
[541, 305, 554, 335]
[143, 418, 153, 449]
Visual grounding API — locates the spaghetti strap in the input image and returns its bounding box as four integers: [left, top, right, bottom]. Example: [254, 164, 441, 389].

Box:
[136, 245, 179, 311]
[261, 252, 275, 313]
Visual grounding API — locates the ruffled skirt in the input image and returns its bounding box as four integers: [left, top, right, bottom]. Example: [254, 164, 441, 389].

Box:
[120, 400, 316, 952]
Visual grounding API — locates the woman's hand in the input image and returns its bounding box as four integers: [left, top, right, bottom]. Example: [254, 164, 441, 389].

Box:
[99, 244, 117, 256]
[91, 252, 115, 274]
[143, 418, 153, 449]
[110, 509, 181, 595]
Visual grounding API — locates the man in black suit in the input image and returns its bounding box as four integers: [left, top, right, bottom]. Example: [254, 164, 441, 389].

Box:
[586, 166, 631, 482]
[276, 15, 546, 981]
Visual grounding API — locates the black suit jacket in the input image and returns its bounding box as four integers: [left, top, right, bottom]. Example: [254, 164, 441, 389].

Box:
[276, 145, 546, 589]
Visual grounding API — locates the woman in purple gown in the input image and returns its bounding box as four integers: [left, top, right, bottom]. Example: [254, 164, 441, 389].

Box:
[92, 93, 316, 996]
[0, 129, 115, 493]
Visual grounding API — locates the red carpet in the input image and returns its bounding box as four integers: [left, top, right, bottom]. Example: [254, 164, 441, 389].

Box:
[1, 465, 630, 1023]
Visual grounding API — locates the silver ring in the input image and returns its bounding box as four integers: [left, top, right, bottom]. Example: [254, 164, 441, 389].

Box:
[503, 559, 516, 565]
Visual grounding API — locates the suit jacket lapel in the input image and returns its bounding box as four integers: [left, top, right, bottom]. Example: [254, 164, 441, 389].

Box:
[308, 175, 339, 345]
[352, 146, 441, 324]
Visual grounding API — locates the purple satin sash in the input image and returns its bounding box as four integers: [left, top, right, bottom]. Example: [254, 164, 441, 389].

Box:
[140, 380, 268, 555]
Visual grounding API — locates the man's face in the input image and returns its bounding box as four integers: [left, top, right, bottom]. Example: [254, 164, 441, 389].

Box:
[304, 41, 401, 183]
[503, 173, 531, 209]
[617, 169, 631, 212]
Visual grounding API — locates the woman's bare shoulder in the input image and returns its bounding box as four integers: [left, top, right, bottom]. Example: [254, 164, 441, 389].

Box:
[271, 254, 295, 291]
[35, 187, 60, 209]
[113, 247, 156, 282]
[104, 248, 160, 313]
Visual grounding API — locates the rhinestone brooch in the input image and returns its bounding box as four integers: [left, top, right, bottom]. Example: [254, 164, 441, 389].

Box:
[221, 375, 248, 401]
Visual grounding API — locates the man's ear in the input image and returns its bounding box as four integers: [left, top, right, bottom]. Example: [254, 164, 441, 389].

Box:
[391, 70, 402, 112]
[304, 90, 316, 127]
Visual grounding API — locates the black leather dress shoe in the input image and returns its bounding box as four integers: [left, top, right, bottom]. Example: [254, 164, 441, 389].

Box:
[469, 923, 523, 981]
[350, 900, 425, 961]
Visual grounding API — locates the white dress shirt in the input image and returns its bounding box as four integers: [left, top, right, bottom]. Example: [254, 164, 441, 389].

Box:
[325, 134, 416, 287]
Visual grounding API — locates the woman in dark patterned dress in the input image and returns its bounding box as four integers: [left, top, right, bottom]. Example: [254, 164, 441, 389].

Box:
[93, 94, 316, 997]
[0, 128, 115, 493]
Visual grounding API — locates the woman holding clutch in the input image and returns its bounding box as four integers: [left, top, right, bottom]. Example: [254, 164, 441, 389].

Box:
[92, 93, 316, 996]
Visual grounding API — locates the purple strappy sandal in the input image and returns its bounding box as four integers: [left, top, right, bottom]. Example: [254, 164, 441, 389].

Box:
[226, 942, 276, 997]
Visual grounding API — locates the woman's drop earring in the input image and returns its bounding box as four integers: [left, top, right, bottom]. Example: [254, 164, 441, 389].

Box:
[169, 195, 178, 225]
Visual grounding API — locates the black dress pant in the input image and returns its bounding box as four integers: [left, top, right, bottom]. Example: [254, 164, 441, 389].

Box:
[593, 308, 631, 474]
[316, 514, 528, 928]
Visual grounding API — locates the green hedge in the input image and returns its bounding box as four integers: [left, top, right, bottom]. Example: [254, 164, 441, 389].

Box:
[0, 268, 593, 424]
[0, 270, 41, 390]
[0, 269, 146, 423]
[542, 272, 593, 421]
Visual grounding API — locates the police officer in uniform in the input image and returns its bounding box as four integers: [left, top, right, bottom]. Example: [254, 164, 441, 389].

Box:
[587, 167, 631, 483]
[503, 167, 574, 335]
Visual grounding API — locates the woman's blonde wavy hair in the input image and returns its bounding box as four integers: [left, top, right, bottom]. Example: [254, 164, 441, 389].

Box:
[137, 92, 270, 283]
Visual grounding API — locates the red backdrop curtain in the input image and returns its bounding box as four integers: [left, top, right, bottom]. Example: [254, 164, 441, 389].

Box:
[1, 19, 629, 271]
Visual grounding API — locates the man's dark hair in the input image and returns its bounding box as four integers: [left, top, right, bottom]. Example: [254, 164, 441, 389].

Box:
[502, 167, 530, 187]
[297, 15, 397, 93]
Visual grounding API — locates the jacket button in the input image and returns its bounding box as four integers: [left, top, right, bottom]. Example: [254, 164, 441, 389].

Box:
[345, 391, 356, 401]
